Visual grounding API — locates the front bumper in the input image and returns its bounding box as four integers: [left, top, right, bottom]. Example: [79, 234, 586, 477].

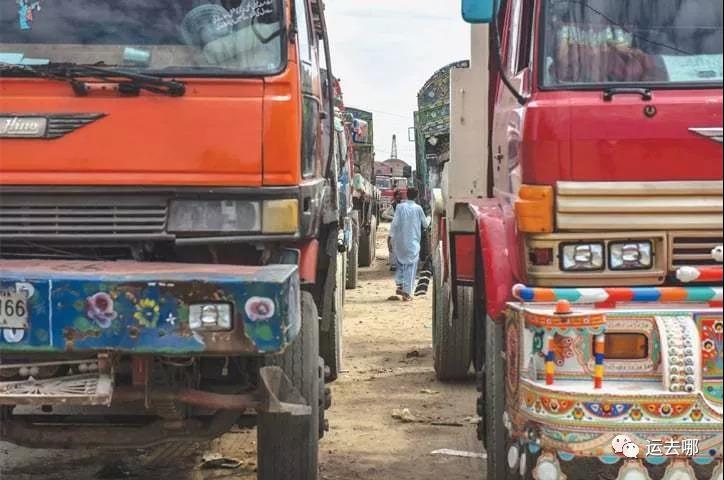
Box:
[505, 285, 723, 465]
[0, 260, 300, 355]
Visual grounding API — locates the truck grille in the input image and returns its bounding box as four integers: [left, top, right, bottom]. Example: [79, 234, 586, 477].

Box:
[670, 233, 723, 268]
[557, 181, 723, 231]
[0, 195, 168, 239]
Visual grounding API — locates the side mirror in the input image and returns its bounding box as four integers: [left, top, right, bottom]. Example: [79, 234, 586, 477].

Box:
[403, 165, 413, 179]
[462, 0, 494, 23]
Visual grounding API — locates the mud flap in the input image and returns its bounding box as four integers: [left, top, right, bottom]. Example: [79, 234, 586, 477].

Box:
[257, 366, 314, 461]
[258, 366, 312, 417]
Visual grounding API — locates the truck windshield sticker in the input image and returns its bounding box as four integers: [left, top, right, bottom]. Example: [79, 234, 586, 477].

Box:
[213, 0, 276, 30]
[17, 0, 42, 31]
[661, 54, 724, 82]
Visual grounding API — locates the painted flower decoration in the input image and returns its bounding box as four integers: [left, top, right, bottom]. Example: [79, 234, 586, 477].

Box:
[572, 407, 585, 421]
[86, 292, 118, 329]
[245, 297, 276, 322]
[690, 408, 703, 422]
[134, 298, 160, 327]
[629, 408, 643, 421]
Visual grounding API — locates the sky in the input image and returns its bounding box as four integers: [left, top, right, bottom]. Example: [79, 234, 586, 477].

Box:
[325, 0, 471, 166]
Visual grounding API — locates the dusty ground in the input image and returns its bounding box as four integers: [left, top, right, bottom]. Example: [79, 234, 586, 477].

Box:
[0, 226, 484, 479]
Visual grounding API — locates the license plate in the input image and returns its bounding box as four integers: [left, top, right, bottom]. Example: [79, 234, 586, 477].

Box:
[0, 289, 29, 329]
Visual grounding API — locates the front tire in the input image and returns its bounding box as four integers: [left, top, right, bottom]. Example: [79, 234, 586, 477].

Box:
[258, 292, 320, 480]
[483, 316, 533, 480]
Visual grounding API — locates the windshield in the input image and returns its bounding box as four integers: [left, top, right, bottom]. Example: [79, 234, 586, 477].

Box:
[376, 178, 392, 189]
[0, 0, 285, 75]
[541, 0, 723, 87]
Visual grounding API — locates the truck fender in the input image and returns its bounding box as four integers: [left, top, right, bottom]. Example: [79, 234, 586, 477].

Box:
[469, 200, 518, 321]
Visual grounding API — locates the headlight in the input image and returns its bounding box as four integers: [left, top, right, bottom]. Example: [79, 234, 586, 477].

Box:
[560, 243, 604, 271]
[609, 241, 653, 270]
[168, 200, 260, 233]
[189, 303, 232, 331]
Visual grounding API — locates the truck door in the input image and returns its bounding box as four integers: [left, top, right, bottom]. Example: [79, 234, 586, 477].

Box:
[295, 0, 323, 179]
[491, 0, 535, 197]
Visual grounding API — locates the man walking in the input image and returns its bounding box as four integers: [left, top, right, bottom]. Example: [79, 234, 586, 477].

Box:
[390, 188, 428, 301]
[388, 188, 404, 271]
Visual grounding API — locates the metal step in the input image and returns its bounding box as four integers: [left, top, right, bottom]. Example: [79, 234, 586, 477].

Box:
[0, 373, 113, 407]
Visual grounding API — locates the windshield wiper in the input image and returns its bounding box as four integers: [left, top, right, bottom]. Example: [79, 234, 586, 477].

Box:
[0, 62, 186, 97]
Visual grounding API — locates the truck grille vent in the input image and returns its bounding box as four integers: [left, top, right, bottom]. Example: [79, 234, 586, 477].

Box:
[0, 196, 168, 239]
[0, 241, 136, 261]
[671, 235, 724, 267]
[557, 181, 723, 231]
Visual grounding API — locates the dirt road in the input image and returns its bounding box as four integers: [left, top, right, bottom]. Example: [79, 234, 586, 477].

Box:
[0, 226, 484, 479]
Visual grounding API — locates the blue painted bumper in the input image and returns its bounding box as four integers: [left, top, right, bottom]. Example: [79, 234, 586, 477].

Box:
[0, 260, 301, 355]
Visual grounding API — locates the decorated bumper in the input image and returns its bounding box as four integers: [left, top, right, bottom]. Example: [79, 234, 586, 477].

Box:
[505, 285, 723, 467]
[0, 260, 300, 355]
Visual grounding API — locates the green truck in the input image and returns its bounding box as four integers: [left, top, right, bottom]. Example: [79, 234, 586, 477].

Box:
[344, 107, 380, 287]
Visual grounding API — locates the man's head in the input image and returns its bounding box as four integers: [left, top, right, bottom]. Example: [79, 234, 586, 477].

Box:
[407, 188, 418, 202]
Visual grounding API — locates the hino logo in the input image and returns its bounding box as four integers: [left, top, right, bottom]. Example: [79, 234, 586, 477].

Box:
[0, 116, 47, 138]
[689, 127, 723, 144]
[0, 113, 105, 139]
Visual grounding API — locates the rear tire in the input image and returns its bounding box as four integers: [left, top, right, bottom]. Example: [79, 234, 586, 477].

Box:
[358, 215, 377, 267]
[321, 254, 344, 382]
[433, 243, 473, 381]
[346, 224, 359, 290]
[258, 292, 320, 480]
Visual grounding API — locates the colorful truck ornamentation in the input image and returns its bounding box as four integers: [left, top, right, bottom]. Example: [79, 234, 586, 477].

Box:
[0, 1, 344, 478]
[428, 1, 724, 479]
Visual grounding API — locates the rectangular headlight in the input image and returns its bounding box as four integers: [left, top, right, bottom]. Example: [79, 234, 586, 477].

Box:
[560, 243, 604, 271]
[189, 303, 232, 331]
[168, 200, 261, 233]
[609, 241, 653, 271]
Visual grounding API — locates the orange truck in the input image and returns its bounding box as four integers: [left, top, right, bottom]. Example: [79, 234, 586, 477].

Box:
[0, 1, 344, 478]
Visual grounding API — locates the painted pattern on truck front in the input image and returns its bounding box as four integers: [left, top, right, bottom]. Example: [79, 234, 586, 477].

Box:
[506, 305, 723, 467]
[697, 314, 724, 404]
[0, 262, 300, 355]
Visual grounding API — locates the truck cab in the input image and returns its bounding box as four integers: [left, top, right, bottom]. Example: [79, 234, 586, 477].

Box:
[0, 1, 343, 477]
[433, 0, 723, 479]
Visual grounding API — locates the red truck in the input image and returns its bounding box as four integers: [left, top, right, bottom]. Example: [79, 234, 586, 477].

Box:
[433, 1, 723, 479]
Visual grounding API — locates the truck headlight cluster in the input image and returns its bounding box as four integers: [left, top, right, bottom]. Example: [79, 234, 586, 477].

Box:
[559, 241, 654, 272]
[609, 241, 653, 271]
[168, 199, 299, 234]
[560, 243, 604, 271]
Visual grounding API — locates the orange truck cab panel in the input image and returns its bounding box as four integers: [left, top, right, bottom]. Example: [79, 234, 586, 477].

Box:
[0, 0, 316, 188]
